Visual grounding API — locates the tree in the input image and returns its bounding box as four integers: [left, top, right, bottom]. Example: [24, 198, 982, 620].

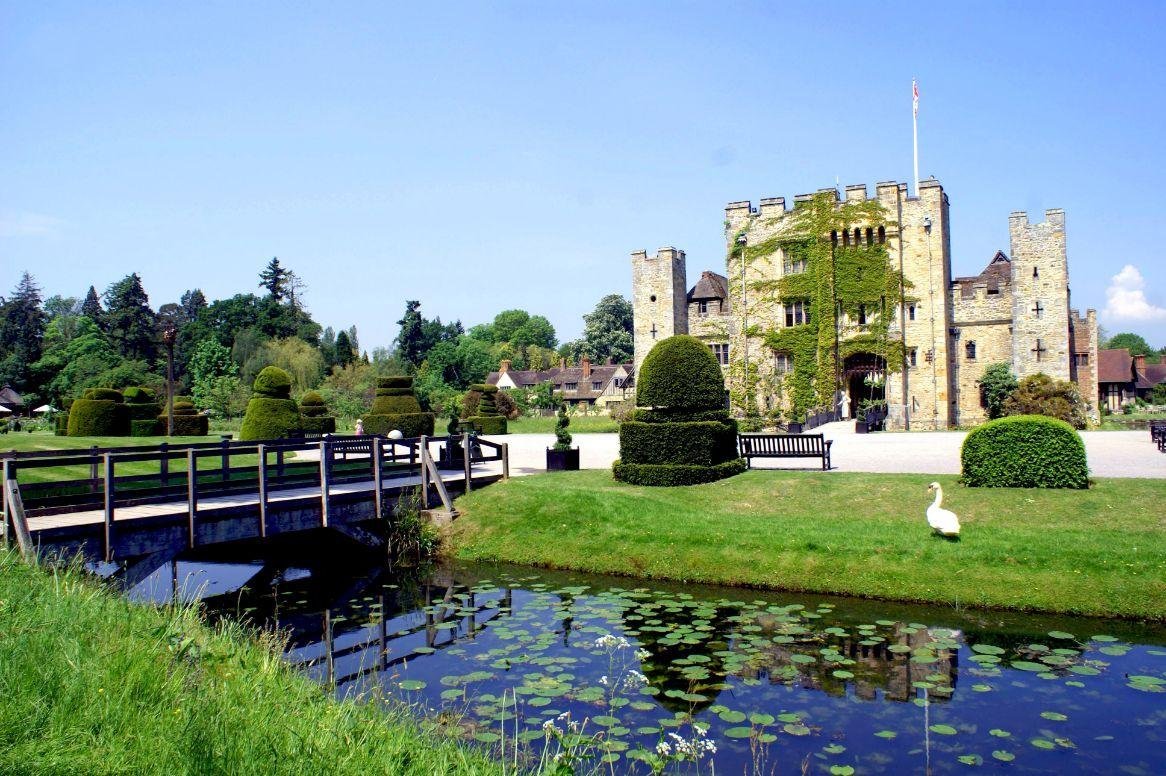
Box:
[0, 272, 48, 392]
[81, 285, 104, 324]
[103, 273, 157, 362]
[1002, 373, 1086, 429]
[180, 289, 208, 321]
[333, 329, 355, 368]
[1105, 332, 1158, 362]
[31, 316, 120, 403]
[575, 294, 634, 364]
[259, 257, 290, 302]
[978, 362, 1018, 420]
[394, 300, 462, 368]
[512, 315, 557, 350]
[243, 337, 324, 396]
[189, 338, 239, 414]
[492, 309, 530, 343]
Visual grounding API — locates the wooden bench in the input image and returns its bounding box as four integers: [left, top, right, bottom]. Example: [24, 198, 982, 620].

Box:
[738, 433, 833, 470]
[1151, 420, 1166, 452]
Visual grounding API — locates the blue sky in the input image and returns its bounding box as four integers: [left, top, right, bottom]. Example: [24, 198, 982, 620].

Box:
[3, 2, 1165, 349]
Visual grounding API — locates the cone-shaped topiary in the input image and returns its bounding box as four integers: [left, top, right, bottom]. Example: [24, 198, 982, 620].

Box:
[613, 335, 744, 486]
[299, 390, 336, 434]
[158, 397, 209, 436]
[363, 376, 434, 437]
[240, 366, 300, 440]
[68, 389, 128, 436]
[464, 383, 507, 435]
[553, 403, 572, 452]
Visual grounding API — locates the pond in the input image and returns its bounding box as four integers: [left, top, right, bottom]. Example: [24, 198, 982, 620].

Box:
[128, 545, 1166, 775]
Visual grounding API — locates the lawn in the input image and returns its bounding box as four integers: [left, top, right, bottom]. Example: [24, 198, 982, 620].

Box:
[450, 470, 1166, 620]
[507, 414, 619, 434]
[0, 551, 500, 775]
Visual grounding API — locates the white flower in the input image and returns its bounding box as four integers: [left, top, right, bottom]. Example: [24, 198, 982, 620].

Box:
[635, 648, 650, 661]
[599, 675, 609, 686]
[656, 741, 672, 756]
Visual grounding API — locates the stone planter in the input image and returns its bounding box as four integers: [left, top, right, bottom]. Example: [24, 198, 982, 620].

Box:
[546, 447, 580, 471]
[786, 422, 804, 434]
[855, 420, 870, 434]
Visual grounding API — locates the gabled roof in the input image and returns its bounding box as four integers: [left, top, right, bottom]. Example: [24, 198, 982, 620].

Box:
[953, 251, 1011, 297]
[1097, 348, 1134, 384]
[688, 271, 728, 302]
[485, 369, 552, 388]
[551, 364, 633, 401]
[1144, 362, 1166, 387]
[0, 385, 23, 407]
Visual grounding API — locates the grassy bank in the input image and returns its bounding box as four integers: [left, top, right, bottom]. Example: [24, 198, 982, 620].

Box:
[450, 470, 1166, 620]
[0, 550, 500, 775]
[507, 415, 619, 434]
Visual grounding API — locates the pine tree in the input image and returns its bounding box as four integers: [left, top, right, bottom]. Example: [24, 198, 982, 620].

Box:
[395, 300, 427, 367]
[103, 273, 158, 362]
[0, 272, 47, 391]
[81, 285, 103, 324]
[258, 257, 290, 302]
[333, 329, 355, 368]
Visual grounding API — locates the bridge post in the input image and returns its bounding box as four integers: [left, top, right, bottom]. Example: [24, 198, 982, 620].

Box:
[276, 448, 285, 483]
[502, 442, 509, 480]
[319, 440, 330, 528]
[373, 438, 384, 519]
[419, 436, 429, 509]
[2, 458, 12, 549]
[220, 436, 230, 483]
[102, 453, 114, 562]
[186, 449, 198, 548]
[159, 442, 169, 488]
[89, 446, 99, 494]
[257, 444, 268, 539]
[462, 432, 472, 492]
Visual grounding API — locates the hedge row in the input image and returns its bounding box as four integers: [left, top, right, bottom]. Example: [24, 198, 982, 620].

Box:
[159, 414, 210, 436]
[618, 420, 738, 467]
[300, 416, 337, 434]
[613, 457, 748, 487]
[464, 415, 507, 435]
[131, 419, 160, 437]
[67, 399, 126, 436]
[961, 415, 1089, 489]
[240, 396, 300, 441]
[253, 366, 292, 398]
[362, 413, 434, 438]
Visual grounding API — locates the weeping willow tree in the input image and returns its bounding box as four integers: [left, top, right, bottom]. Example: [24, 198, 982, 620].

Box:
[725, 192, 913, 421]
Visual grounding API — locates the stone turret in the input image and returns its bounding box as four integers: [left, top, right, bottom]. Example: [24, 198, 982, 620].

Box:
[1010, 210, 1071, 381]
[631, 247, 688, 374]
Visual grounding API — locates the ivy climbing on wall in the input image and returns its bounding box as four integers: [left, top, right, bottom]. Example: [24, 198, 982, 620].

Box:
[723, 192, 913, 421]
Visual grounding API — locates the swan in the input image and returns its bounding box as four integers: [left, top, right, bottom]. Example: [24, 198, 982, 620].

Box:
[926, 482, 961, 538]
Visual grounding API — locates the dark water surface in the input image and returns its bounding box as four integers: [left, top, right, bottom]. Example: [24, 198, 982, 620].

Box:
[128, 545, 1166, 775]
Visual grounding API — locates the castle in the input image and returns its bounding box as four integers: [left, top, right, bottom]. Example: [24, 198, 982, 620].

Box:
[631, 179, 1099, 430]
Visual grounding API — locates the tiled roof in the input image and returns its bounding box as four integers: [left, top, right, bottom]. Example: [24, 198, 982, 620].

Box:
[1143, 363, 1166, 387]
[953, 251, 1011, 297]
[0, 385, 23, 407]
[1097, 348, 1134, 384]
[688, 271, 728, 302]
[552, 365, 626, 400]
[485, 369, 552, 388]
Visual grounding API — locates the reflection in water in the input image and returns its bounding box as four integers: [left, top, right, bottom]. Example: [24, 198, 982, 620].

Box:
[127, 550, 1166, 775]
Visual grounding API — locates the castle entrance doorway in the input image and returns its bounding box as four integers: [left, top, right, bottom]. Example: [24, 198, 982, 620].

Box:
[842, 353, 887, 419]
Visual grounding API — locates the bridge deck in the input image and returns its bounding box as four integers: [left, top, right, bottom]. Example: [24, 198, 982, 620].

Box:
[25, 468, 481, 534]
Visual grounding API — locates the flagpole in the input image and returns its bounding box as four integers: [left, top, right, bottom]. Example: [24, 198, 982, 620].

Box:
[912, 79, 920, 197]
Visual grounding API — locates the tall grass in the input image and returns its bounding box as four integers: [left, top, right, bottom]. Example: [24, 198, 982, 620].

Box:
[0, 550, 502, 775]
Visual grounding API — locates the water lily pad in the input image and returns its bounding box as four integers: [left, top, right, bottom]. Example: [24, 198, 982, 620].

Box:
[783, 723, 811, 736]
[1030, 738, 1054, 750]
[749, 712, 775, 725]
[929, 724, 958, 736]
[719, 710, 747, 724]
[777, 712, 802, 723]
[1090, 634, 1118, 642]
[823, 743, 846, 754]
[1010, 661, 1047, 672]
[992, 750, 1015, 762]
[957, 754, 983, 766]
[725, 726, 753, 739]
[833, 670, 855, 680]
[1040, 711, 1068, 721]
[829, 767, 855, 776]
[875, 730, 897, 739]
[989, 728, 1011, 738]
[971, 684, 992, 692]
[1047, 630, 1075, 640]
[971, 644, 1006, 655]
[473, 731, 501, 743]
[592, 715, 619, 727]
[398, 680, 426, 691]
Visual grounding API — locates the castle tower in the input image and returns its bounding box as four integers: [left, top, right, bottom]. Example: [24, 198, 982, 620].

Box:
[1010, 210, 1071, 381]
[631, 247, 688, 374]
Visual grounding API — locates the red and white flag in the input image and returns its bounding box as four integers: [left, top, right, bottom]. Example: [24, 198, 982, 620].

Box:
[913, 79, 920, 118]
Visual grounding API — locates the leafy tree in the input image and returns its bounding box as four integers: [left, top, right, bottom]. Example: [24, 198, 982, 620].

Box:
[319, 360, 377, 419]
[467, 323, 495, 342]
[512, 315, 557, 350]
[31, 315, 117, 403]
[0, 272, 48, 392]
[103, 273, 157, 362]
[243, 337, 325, 396]
[529, 380, 556, 409]
[258, 257, 290, 302]
[189, 339, 239, 415]
[333, 329, 355, 368]
[978, 362, 1018, 420]
[1151, 381, 1166, 405]
[180, 289, 208, 321]
[394, 300, 462, 368]
[1105, 332, 1159, 363]
[1002, 373, 1086, 429]
[574, 294, 634, 364]
[81, 285, 104, 323]
[492, 309, 530, 343]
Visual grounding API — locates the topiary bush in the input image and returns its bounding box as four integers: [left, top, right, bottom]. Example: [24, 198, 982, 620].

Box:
[553, 403, 573, 451]
[495, 390, 519, 420]
[364, 376, 434, 438]
[961, 415, 1088, 488]
[299, 390, 336, 434]
[635, 334, 726, 411]
[131, 419, 160, 437]
[464, 383, 507, 435]
[123, 385, 161, 424]
[614, 335, 742, 486]
[158, 398, 209, 436]
[68, 389, 128, 436]
[464, 415, 508, 435]
[240, 366, 300, 440]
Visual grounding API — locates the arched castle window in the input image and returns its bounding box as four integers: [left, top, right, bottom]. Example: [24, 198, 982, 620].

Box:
[854, 228, 862, 245]
[773, 352, 793, 374]
[865, 227, 873, 245]
[877, 225, 886, 244]
[842, 230, 850, 247]
[965, 341, 976, 360]
[831, 230, 838, 245]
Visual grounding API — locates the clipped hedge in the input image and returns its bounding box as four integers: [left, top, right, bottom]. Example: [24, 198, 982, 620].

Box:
[158, 397, 210, 437]
[131, 419, 160, 437]
[54, 414, 69, 436]
[961, 415, 1089, 489]
[123, 386, 156, 404]
[465, 415, 508, 435]
[363, 413, 434, 438]
[67, 399, 127, 436]
[618, 420, 738, 467]
[613, 458, 748, 487]
[82, 388, 124, 402]
[630, 408, 735, 424]
[299, 391, 336, 433]
[253, 366, 292, 398]
[636, 334, 725, 411]
[240, 397, 301, 440]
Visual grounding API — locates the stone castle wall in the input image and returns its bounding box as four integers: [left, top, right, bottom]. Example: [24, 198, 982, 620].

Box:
[1009, 210, 1072, 382]
[631, 248, 689, 374]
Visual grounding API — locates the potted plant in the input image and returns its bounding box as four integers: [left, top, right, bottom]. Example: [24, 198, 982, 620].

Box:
[546, 403, 580, 471]
[440, 409, 465, 469]
[786, 411, 805, 434]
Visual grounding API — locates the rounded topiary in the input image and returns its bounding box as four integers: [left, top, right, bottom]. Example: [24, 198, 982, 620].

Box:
[636, 335, 725, 411]
[82, 387, 125, 403]
[299, 390, 336, 433]
[253, 366, 293, 399]
[615, 335, 741, 486]
[240, 366, 300, 440]
[157, 397, 209, 436]
[364, 375, 434, 438]
[123, 386, 157, 404]
[463, 383, 506, 435]
[67, 397, 128, 436]
[961, 415, 1088, 488]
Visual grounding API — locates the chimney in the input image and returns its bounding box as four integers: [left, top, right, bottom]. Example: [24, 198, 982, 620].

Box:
[559, 357, 566, 370]
[499, 359, 511, 374]
[1133, 354, 1146, 374]
[605, 356, 613, 366]
[582, 357, 592, 378]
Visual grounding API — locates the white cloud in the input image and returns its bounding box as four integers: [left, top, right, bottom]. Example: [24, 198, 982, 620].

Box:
[0, 211, 65, 238]
[1103, 264, 1166, 322]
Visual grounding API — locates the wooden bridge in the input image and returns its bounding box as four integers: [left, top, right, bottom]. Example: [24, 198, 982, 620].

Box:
[1, 434, 508, 564]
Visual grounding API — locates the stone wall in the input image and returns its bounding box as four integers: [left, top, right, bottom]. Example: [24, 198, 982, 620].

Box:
[631, 248, 688, 374]
[1069, 308, 1100, 423]
[950, 278, 1014, 426]
[1009, 210, 1071, 381]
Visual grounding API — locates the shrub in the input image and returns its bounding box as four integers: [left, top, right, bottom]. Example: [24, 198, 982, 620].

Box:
[495, 390, 519, 420]
[131, 419, 160, 437]
[1002, 373, 1086, 429]
[54, 414, 68, 436]
[460, 389, 481, 419]
[67, 398, 128, 436]
[961, 415, 1088, 488]
[240, 366, 299, 440]
[365, 375, 434, 437]
[618, 420, 738, 467]
[1152, 382, 1166, 405]
[977, 363, 1017, 420]
[612, 458, 748, 487]
[553, 403, 572, 451]
[299, 390, 336, 433]
[253, 366, 292, 398]
[82, 388, 124, 402]
[635, 334, 725, 411]
[123, 386, 157, 404]
[465, 415, 507, 435]
[158, 398, 210, 436]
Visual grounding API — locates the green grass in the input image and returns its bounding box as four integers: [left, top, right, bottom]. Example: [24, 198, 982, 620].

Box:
[450, 470, 1166, 620]
[1099, 409, 1166, 430]
[0, 550, 501, 775]
[506, 415, 619, 434]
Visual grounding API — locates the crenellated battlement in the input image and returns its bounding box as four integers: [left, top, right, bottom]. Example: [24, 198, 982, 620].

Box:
[725, 178, 947, 219]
